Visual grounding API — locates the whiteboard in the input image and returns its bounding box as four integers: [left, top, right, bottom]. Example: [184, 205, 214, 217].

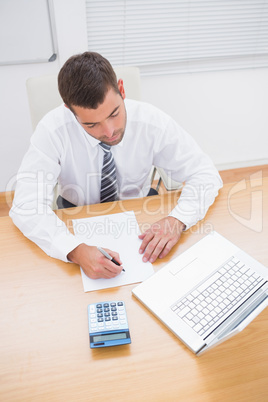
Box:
[0, 0, 57, 65]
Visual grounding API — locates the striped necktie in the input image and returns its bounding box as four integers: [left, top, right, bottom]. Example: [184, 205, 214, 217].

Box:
[99, 142, 118, 203]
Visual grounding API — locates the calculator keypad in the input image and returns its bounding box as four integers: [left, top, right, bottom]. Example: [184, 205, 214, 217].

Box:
[88, 301, 128, 333]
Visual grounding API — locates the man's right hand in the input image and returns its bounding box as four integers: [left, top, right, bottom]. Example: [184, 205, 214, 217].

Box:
[67, 243, 123, 279]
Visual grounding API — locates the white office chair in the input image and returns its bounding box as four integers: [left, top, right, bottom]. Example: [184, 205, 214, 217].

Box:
[151, 166, 183, 192]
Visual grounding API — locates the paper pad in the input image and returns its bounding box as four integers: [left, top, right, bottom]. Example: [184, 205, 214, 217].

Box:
[72, 211, 154, 292]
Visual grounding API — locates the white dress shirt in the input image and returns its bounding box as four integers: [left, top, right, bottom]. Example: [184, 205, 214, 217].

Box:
[10, 99, 222, 262]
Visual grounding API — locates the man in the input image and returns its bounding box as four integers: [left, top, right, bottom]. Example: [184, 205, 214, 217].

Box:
[10, 52, 222, 279]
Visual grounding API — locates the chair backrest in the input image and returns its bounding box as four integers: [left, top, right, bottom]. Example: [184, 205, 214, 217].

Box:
[26, 66, 141, 130]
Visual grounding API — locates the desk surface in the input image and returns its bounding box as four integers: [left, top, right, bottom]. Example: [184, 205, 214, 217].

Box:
[1, 178, 268, 401]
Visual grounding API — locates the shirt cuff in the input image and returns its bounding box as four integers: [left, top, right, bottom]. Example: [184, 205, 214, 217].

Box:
[168, 205, 198, 231]
[49, 232, 85, 263]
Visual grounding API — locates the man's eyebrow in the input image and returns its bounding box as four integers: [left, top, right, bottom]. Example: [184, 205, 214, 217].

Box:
[82, 105, 120, 125]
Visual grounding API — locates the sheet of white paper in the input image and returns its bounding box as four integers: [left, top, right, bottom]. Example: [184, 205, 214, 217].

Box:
[72, 211, 154, 292]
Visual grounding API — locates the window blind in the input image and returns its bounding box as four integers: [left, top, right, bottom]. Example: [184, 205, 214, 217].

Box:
[86, 0, 268, 75]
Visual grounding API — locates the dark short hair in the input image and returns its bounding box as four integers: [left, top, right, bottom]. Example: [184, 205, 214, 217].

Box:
[58, 52, 119, 110]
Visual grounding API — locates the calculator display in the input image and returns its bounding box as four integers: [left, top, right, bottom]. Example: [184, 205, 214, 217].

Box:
[93, 332, 127, 343]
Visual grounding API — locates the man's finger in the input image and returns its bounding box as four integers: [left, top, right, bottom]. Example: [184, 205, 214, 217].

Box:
[108, 250, 122, 266]
[144, 237, 169, 263]
[158, 241, 173, 259]
[103, 259, 122, 274]
[138, 232, 146, 240]
[141, 235, 163, 262]
[139, 231, 154, 254]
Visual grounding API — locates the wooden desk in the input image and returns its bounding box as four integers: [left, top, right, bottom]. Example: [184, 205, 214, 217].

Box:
[1, 178, 268, 401]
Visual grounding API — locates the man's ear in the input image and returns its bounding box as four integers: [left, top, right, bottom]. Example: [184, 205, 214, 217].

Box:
[117, 79, 126, 99]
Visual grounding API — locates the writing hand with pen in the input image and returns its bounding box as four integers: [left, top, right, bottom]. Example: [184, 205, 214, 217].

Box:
[67, 244, 124, 279]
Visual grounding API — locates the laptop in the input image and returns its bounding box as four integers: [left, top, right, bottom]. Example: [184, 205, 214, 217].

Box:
[132, 231, 268, 355]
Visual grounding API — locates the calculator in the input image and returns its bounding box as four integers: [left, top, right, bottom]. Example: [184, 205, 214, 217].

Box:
[88, 301, 131, 348]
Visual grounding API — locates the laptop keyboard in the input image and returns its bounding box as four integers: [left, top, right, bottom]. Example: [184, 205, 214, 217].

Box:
[171, 256, 266, 338]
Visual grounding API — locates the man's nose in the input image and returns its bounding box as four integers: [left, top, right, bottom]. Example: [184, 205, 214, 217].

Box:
[101, 120, 114, 137]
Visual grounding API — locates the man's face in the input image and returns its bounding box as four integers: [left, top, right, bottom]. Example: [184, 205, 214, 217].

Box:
[70, 85, 127, 146]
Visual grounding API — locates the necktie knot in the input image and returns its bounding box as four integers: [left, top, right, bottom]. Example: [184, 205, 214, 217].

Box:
[99, 142, 111, 152]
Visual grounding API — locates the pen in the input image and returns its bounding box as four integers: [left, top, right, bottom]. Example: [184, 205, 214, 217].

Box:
[97, 247, 125, 271]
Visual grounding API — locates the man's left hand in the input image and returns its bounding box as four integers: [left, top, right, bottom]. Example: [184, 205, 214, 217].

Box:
[138, 216, 185, 263]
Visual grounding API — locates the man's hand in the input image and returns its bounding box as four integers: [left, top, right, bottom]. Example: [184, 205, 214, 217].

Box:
[138, 217, 185, 263]
[67, 244, 123, 279]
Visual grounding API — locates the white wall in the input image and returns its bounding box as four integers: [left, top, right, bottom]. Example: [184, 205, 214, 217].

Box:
[1, 0, 267, 192]
[141, 68, 268, 170]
